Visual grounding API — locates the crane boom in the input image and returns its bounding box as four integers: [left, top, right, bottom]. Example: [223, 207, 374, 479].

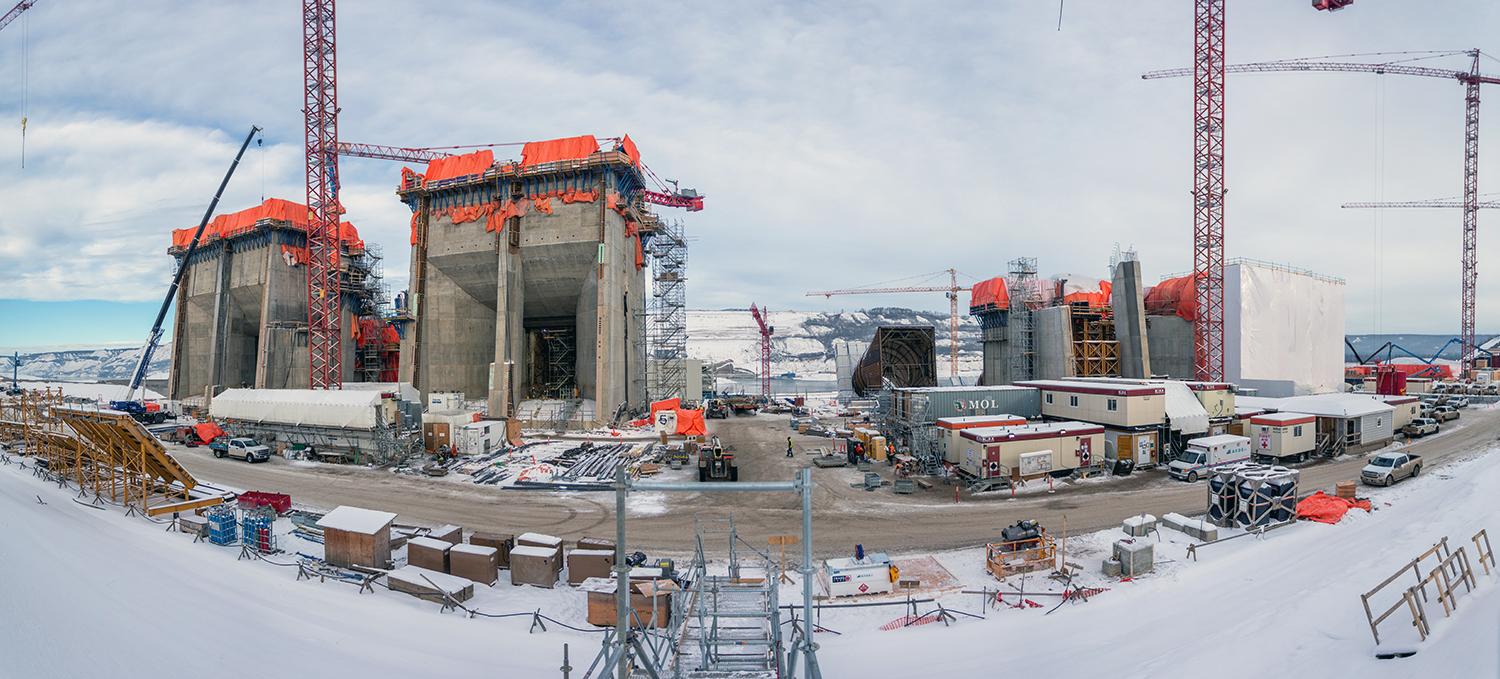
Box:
[124, 126, 262, 401]
[805, 269, 967, 378]
[749, 304, 772, 400]
[1344, 200, 1500, 209]
[335, 141, 447, 163]
[0, 1, 36, 33]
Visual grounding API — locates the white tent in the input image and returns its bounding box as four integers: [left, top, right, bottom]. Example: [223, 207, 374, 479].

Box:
[209, 389, 386, 430]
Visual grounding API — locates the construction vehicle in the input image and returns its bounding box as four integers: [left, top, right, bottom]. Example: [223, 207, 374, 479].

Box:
[724, 394, 760, 415]
[705, 399, 729, 420]
[698, 435, 738, 482]
[109, 399, 169, 425]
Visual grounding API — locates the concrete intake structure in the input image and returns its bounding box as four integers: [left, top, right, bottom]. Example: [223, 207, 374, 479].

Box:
[397, 138, 654, 427]
[166, 199, 372, 400]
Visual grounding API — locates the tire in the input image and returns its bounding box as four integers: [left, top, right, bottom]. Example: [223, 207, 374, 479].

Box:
[1187, 471, 1199, 483]
[698, 467, 707, 482]
[1412, 465, 1421, 478]
[213, 450, 224, 459]
[729, 467, 739, 482]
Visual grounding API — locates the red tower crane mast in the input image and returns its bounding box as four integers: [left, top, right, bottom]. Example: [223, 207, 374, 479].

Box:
[1147, 50, 1500, 375]
[302, 0, 341, 389]
[806, 269, 967, 379]
[749, 304, 773, 400]
[1160, 0, 1352, 382]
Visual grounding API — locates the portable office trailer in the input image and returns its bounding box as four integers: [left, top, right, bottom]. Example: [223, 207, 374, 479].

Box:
[1186, 382, 1236, 420]
[934, 415, 1028, 463]
[1103, 428, 1160, 468]
[957, 421, 1104, 484]
[1248, 412, 1316, 462]
[1376, 395, 1421, 430]
[1016, 380, 1166, 429]
[1237, 394, 1395, 454]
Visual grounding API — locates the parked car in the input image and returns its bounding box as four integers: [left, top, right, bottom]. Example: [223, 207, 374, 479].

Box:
[1432, 405, 1460, 422]
[1448, 397, 1471, 409]
[1484, 384, 1499, 396]
[209, 437, 271, 463]
[1401, 417, 1439, 438]
[1361, 452, 1422, 487]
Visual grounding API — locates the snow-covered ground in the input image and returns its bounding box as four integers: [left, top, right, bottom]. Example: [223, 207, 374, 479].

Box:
[2, 439, 1498, 678]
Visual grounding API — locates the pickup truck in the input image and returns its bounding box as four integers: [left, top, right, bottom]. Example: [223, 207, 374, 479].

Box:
[1401, 417, 1439, 438]
[210, 437, 272, 463]
[1360, 452, 1422, 487]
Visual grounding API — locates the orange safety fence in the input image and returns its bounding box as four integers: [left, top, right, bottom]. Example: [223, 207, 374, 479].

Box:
[675, 408, 706, 437]
[521, 135, 600, 167]
[1144, 274, 1197, 322]
[1295, 491, 1372, 524]
[969, 276, 1009, 311]
[423, 149, 494, 184]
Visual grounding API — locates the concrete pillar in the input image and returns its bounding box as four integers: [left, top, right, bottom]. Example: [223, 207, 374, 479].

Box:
[488, 228, 524, 418]
[1111, 260, 1152, 378]
[206, 244, 233, 393]
[254, 235, 278, 388]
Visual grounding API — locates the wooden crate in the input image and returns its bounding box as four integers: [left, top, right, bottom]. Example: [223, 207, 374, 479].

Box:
[449, 544, 498, 586]
[581, 578, 675, 628]
[407, 536, 452, 573]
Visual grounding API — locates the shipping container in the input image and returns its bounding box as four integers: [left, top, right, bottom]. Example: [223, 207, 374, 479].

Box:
[955, 421, 1104, 482]
[456, 420, 504, 456]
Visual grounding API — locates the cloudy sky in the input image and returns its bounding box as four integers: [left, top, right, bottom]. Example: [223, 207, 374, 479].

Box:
[1, 0, 1497, 349]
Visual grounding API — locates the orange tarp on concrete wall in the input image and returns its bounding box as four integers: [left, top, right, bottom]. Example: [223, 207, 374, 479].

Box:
[1057, 276, 1111, 307]
[675, 408, 706, 437]
[423, 149, 494, 184]
[1145, 274, 1197, 322]
[619, 135, 641, 167]
[521, 135, 600, 167]
[172, 198, 363, 251]
[969, 277, 1009, 311]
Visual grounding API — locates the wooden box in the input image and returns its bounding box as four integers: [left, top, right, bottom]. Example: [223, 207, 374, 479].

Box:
[449, 544, 498, 586]
[430, 524, 463, 545]
[407, 536, 453, 573]
[567, 549, 615, 585]
[387, 565, 474, 603]
[580, 578, 675, 628]
[577, 536, 615, 552]
[470, 532, 515, 569]
[510, 544, 560, 588]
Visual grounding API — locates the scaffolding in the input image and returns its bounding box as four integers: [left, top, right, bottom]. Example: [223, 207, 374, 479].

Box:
[675, 516, 783, 676]
[348, 241, 398, 384]
[1007, 257, 1039, 382]
[649, 219, 688, 402]
[1070, 306, 1120, 377]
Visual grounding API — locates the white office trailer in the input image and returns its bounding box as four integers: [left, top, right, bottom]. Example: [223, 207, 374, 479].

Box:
[933, 415, 1028, 464]
[1238, 393, 1395, 455]
[956, 421, 1105, 488]
[1248, 412, 1316, 462]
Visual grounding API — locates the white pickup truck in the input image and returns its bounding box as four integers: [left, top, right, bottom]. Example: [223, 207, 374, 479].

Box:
[1169, 435, 1251, 482]
[1360, 452, 1422, 487]
[211, 437, 272, 463]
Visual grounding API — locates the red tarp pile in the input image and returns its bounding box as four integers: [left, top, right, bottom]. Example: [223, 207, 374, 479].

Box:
[521, 135, 600, 167]
[1295, 491, 1373, 524]
[1144, 274, 1197, 321]
[1056, 275, 1112, 307]
[193, 422, 226, 444]
[650, 398, 680, 417]
[969, 277, 1010, 312]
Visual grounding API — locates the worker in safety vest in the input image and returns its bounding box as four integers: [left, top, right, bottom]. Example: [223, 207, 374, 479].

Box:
[889, 563, 900, 583]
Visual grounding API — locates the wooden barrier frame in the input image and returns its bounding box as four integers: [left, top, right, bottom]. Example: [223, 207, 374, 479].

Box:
[1473, 529, 1495, 576]
[1361, 536, 1482, 646]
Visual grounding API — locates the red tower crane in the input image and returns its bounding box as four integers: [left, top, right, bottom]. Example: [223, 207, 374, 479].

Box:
[302, 0, 342, 389]
[1147, 50, 1500, 375]
[806, 269, 967, 379]
[0, 1, 37, 33]
[749, 304, 773, 400]
[1157, 0, 1352, 382]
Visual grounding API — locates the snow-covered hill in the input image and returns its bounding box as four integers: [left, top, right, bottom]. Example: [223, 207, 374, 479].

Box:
[7, 344, 170, 383]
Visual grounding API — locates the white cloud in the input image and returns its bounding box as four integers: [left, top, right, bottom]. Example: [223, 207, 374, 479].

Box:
[1, 0, 1498, 334]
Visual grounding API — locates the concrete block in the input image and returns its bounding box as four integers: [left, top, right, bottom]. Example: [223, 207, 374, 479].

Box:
[1122, 513, 1157, 537]
[1102, 557, 1123, 577]
[1112, 539, 1154, 576]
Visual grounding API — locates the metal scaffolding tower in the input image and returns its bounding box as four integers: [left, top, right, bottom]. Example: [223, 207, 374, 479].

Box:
[1007, 257, 1039, 382]
[649, 219, 688, 401]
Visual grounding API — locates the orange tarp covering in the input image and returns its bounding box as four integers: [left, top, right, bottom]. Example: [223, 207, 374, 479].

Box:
[675, 408, 706, 437]
[280, 244, 308, 266]
[381, 325, 401, 344]
[1295, 491, 1372, 524]
[1144, 274, 1197, 322]
[619, 134, 641, 167]
[650, 398, 681, 417]
[1057, 277, 1112, 307]
[172, 198, 363, 251]
[522, 135, 600, 167]
[969, 277, 1009, 311]
[423, 149, 494, 184]
[561, 189, 599, 204]
[533, 197, 553, 215]
[193, 422, 225, 443]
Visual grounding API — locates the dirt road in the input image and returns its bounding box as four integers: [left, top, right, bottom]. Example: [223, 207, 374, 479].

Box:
[175, 408, 1500, 557]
